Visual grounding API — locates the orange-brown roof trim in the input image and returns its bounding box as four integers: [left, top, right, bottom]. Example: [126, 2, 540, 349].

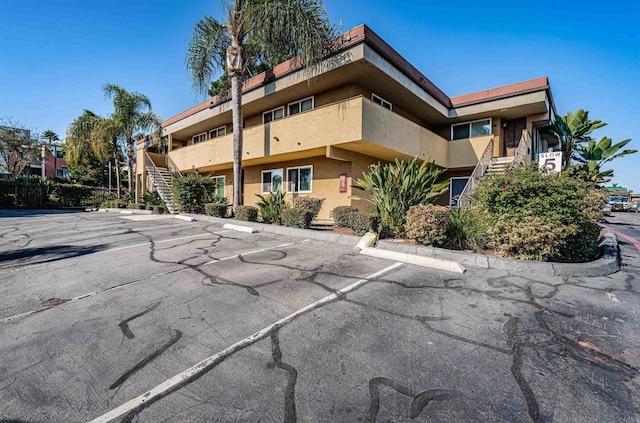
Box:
[451, 77, 550, 107]
[161, 25, 553, 128]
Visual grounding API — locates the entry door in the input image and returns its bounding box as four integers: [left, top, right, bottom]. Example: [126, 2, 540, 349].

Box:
[503, 118, 527, 157]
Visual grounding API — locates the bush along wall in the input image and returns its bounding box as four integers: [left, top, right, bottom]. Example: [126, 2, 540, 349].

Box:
[235, 206, 258, 222]
[281, 208, 313, 229]
[171, 173, 216, 214]
[472, 164, 606, 262]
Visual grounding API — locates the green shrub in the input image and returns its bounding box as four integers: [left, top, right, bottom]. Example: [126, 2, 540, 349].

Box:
[349, 212, 380, 235]
[473, 164, 606, 261]
[281, 208, 313, 229]
[405, 204, 449, 245]
[236, 205, 258, 222]
[153, 205, 167, 214]
[333, 206, 358, 228]
[205, 202, 229, 218]
[50, 183, 94, 207]
[127, 202, 146, 210]
[143, 190, 162, 206]
[291, 197, 324, 220]
[256, 190, 288, 224]
[444, 208, 489, 252]
[351, 158, 448, 234]
[171, 172, 216, 214]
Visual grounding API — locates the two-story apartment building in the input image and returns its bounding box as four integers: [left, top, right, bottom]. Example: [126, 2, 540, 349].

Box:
[137, 24, 557, 219]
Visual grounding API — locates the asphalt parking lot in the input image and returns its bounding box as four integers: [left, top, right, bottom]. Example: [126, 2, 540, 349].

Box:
[1, 210, 639, 423]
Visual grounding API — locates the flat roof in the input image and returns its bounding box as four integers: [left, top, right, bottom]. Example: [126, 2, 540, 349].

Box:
[161, 24, 553, 128]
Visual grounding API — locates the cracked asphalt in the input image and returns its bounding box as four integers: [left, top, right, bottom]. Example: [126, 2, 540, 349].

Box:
[0, 210, 639, 423]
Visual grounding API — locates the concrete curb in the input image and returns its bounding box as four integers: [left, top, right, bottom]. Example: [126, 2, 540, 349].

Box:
[98, 208, 153, 215]
[360, 247, 466, 274]
[179, 213, 620, 277]
[377, 229, 620, 277]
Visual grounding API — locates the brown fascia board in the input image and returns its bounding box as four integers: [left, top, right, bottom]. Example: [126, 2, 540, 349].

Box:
[162, 24, 455, 128]
[450, 76, 552, 108]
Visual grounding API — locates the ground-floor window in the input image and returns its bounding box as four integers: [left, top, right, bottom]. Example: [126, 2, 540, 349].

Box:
[450, 177, 469, 206]
[261, 169, 283, 193]
[212, 175, 225, 198]
[287, 165, 312, 193]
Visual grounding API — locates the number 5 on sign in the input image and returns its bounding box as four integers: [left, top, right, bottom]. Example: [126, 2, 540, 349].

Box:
[538, 152, 562, 173]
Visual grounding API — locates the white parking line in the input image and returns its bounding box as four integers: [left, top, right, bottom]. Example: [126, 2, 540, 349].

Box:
[0, 236, 306, 323]
[0, 231, 234, 275]
[88, 261, 403, 423]
[204, 239, 310, 264]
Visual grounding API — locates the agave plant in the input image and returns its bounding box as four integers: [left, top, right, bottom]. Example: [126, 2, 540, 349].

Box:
[351, 157, 448, 234]
[255, 190, 288, 224]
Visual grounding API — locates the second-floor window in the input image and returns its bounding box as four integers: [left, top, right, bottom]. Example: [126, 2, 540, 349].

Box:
[55, 148, 65, 159]
[263, 107, 285, 124]
[372, 94, 392, 110]
[288, 97, 314, 115]
[192, 132, 207, 144]
[209, 126, 227, 138]
[451, 118, 492, 140]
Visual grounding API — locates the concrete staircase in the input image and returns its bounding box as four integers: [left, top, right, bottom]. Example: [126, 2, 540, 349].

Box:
[146, 160, 178, 213]
[486, 156, 515, 175]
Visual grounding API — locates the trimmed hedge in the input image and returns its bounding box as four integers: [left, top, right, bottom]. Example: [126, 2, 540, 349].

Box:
[281, 208, 313, 229]
[51, 183, 94, 207]
[127, 203, 146, 210]
[152, 205, 167, 214]
[349, 212, 380, 235]
[236, 205, 258, 222]
[332, 206, 358, 228]
[291, 197, 324, 220]
[205, 202, 229, 218]
[405, 204, 449, 245]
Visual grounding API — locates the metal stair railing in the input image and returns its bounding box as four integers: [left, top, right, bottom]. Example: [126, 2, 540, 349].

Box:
[455, 137, 494, 209]
[144, 151, 176, 213]
[513, 130, 531, 165]
[166, 154, 183, 178]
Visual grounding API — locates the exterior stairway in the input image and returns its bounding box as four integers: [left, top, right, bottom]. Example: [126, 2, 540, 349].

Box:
[144, 152, 178, 213]
[486, 156, 515, 175]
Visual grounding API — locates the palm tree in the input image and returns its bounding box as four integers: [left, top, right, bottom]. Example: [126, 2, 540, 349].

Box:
[66, 110, 121, 193]
[541, 109, 607, 170]
[103, 83, 161, 193]
[40, 130, 60, 177]
[186, 0, 335, 211]
[574, 136, 637, 184]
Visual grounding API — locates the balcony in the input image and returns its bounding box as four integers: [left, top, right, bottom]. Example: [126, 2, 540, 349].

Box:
[166, 96, 488, 173]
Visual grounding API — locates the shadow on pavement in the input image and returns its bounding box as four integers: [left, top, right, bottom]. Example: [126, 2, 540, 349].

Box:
[0, 244, 109, 266]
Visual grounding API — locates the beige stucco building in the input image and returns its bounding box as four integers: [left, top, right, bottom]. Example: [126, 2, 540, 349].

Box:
[136, 25, 557, 219]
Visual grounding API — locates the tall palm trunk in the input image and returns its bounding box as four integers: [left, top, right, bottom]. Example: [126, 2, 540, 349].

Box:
[113, 148, 121, 198]
[231, 72, 243, 210]
[126, 138, 134, 194]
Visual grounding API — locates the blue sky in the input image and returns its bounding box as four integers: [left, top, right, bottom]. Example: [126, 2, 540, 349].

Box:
[1, 0, 638, 191]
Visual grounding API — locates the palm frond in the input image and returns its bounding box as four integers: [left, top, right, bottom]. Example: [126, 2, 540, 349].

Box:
[186, 16, 231, 95]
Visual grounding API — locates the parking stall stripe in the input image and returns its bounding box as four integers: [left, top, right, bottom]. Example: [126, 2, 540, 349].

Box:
[203, 239, 310, 264]
[0, 238, 308, 323]
[88, 261, 403, 423]
[0, 231, 234, 275]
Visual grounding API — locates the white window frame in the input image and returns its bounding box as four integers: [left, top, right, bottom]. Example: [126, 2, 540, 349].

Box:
[261, 168, 284, 194]
[372, 93, 392, 110]
[209, 126, 227, 139]
[192, 132, 208, 144]
[451, 118, 492, 140]
[288, 96, 314, 116]
[449, 177, 470, 207]
[286, 165, 313, 194]
[211, 175, 225, 198]
[262, 106, 285, 124]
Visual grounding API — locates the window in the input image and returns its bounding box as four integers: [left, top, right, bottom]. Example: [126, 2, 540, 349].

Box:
[192, 132, 208, 144]
[287, 165, 312, 193]
[449, 177, 469, 207]
[261, 168, 283, 193]
[209, 126, 227, 139]
[212, 176, 225, 198]
[372, 94, 392, 110]
[55, 148, 65, 159]
[451, 119, 491, 140]
[263, 107, 285, 124]
[288, 97, 314, 116]
[55, 169, 69, 178]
